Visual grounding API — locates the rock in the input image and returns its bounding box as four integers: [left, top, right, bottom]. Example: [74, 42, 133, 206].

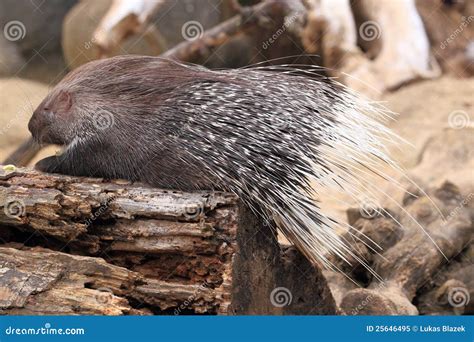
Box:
[383, 77, 474, 168]
[62, 0, 161, 69]
[410, 128, 474, 195]
[62, 0, 226, 69]
[0, 36, 24, 76]
[0, 0, 76, 56]
[416, 0, 474, 77]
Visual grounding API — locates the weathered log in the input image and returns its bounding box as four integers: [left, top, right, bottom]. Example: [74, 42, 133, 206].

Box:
[322, 127, 474, 314]
[329, 209, 404, 283]
[92, 0, 166, 55]
[161, 0, 304, 63]
[350, 0, 441, 92]
[417, 244, 474, 315]
[339, 181, 473, 315]
[0, 165, 336, 315]
[416, 0, 474, 77]
[303, 0, 441, 97]
[0, 246, 147, 315]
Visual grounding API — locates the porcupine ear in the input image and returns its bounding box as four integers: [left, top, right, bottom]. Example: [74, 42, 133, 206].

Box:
[54, 90, 73, 113]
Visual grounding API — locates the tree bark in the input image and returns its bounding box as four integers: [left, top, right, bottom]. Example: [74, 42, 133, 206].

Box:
[0, 166, 336, 315]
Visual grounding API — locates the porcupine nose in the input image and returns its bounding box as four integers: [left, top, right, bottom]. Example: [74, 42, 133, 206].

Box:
[28, 108, 52, 142]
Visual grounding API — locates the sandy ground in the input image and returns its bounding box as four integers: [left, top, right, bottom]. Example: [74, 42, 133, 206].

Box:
[0, 75, 472, 226]
[0, 78, 49, 159]
[384, 77, 473, 168]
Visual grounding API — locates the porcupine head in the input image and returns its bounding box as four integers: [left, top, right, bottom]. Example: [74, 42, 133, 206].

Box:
[28, 55, 437, 276]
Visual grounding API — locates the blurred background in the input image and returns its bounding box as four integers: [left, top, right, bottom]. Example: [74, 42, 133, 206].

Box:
[0, 0, 472, 315]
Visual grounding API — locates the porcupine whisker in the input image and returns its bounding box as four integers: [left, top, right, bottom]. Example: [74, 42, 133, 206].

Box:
[339, 227, 389, 266]
[293, 208, 380, 276]
[290, 79, 444, 264]
[310, 139, 443, 250]
[320, 192, 390, 258]
[325, 157, 448, 260]
[318, 196, 399, 266]
[272, 184, 380, 279]
[327, 80, 445, 220]
[238, 54, 323, 69]
[390, 165, 446, 222]
[318, 173, 394, 234]
[324, 147, 417, 198]
[308, 168, 391, 250]
[288, 129, 406, 264]
[319, 111, 444, 221]
[319, 221, 384, 282]
[349, 144, 445, 222]
[333, 215, 386, 257]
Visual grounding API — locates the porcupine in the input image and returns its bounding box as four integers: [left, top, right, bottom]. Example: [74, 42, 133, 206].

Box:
[27, 55, 414, 273]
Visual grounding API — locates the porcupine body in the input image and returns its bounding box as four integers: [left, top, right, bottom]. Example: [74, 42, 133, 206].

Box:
[28, 55, 401, 270]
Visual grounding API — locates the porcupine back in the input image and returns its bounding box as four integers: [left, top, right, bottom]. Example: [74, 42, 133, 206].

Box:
[158, 62, 404, 273]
